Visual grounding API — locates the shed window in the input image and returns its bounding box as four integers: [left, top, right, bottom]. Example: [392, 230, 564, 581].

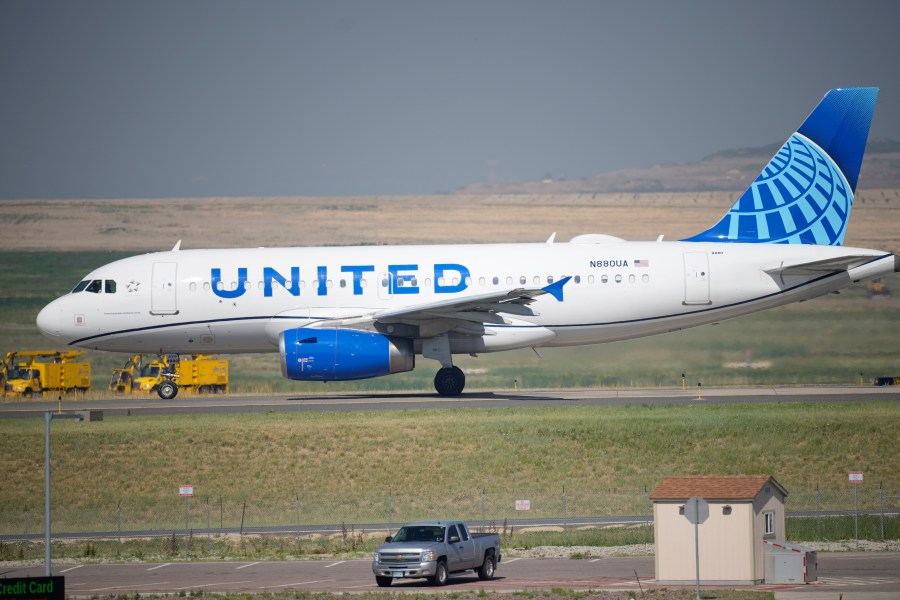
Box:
[764, 510, 775, 536]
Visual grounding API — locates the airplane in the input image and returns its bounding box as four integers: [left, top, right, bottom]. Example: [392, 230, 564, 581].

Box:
[36, 87, 897, 399]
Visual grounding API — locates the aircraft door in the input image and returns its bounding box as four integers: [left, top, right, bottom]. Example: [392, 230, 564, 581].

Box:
[151, 262, 179, 315]
[683, 252, 711, 305]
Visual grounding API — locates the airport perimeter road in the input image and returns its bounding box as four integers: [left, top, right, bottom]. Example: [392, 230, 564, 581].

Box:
[1, 386, 899, 418]
[3, 553, 899, 596]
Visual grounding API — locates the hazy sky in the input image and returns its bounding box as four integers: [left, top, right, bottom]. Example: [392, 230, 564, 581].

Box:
[2, 0, 899, 199]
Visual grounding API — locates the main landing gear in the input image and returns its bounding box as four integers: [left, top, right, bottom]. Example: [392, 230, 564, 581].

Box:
[433, 366, 465, 396]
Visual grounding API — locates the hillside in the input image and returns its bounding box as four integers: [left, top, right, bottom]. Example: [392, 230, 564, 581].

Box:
[458, 138, 900, 195]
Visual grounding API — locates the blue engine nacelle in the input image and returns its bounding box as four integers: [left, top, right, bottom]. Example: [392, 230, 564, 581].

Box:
[279, 327, 415, 381]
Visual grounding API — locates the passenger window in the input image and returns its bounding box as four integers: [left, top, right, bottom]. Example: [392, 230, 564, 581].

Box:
[520, 276, 526, 285]
[190, 282, 197, 292]
[340, 279, 347, 288]
[547, 275, 554, 284]
[505, 276, 512, 285]
[458, 523, 469, 541]
[85, 280, 102, 293]
[105, 280, 116, 293]
[574, 275, 581, 284]
[72, 281, 89, 293]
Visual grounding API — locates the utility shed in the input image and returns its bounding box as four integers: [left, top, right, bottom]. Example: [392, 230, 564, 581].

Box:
[651, 475, 788, 585]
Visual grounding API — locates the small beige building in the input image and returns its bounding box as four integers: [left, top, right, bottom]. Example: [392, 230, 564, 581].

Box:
[651, 475, 788, 585]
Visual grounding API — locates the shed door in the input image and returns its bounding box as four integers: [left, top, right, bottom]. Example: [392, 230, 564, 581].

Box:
[683, 252, 711, 305]
[151, 262, 179, 315]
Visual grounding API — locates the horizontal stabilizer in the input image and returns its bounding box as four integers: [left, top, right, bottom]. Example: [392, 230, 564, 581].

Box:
[764, 254, 881, 276]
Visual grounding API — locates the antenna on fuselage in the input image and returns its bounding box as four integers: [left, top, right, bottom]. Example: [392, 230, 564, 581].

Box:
[171, 240, 182, 252]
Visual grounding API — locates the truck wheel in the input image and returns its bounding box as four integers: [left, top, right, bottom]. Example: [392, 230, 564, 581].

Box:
[477, 553, 495, 580]
[199, 385, 211, 394]
[23, 388, 34, 399]
[375, 576, 392, 587]
[428, 560, 449, 586]
[157, 381, 178, 400]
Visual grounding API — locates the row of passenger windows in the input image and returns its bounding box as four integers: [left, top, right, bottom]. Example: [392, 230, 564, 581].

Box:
[198, 273, 652, 292]
[72, 280, 116, 294]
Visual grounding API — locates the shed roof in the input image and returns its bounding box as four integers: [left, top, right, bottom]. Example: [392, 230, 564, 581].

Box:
[650, 475, 788, 501]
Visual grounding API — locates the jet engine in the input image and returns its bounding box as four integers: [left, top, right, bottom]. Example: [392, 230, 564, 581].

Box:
[279, 327, 414, 381]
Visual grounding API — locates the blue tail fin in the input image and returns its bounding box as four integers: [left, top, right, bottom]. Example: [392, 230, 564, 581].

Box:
[684, 87, 878, 245]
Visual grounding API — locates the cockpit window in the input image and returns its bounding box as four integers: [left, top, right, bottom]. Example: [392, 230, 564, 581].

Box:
[85, 280, 102, 293]
[105, 280, 116, 294]
[72, 281, 90, 293]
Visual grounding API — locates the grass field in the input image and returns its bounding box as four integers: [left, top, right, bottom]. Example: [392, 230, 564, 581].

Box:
[2, 402, 896, 509]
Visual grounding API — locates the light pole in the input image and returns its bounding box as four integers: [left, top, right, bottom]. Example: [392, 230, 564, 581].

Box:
[45, 410, 84, 577]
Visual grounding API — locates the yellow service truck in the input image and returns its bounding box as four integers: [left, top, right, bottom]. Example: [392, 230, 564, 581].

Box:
[3, 351, 91, 398]
[115, 354, 228, 399]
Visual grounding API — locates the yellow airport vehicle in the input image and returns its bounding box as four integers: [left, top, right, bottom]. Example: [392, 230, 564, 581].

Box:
[115, 354, 228, 398]
[3, 351, 91, 398]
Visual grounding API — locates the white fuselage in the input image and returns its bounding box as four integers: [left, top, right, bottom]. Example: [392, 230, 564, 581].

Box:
[36, 239, 896, 358]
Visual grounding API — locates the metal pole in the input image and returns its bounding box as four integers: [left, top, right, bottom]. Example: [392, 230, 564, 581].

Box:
[854, 483, 859, 547]
[694, 520, 701, 600]
[24, 507, 29, 559]
[184, 495, 189, 560]
[296, 495, 301, 554]
[562, 488, 567, 547]
[815, 485, 821, 542]
[880, 483, 885, 541]
[44, 411, 51, 577]
[117, 500, 122, 556]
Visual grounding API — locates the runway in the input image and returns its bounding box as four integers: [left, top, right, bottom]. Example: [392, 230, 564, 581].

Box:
[3, 553, 899, 597]
[1, 385, 898, 419]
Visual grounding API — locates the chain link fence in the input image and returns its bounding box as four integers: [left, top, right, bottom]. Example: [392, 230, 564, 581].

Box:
[1, 484, 897, 559]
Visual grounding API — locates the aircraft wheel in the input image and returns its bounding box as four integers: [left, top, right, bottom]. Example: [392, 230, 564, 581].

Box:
[434, 366, 465, 396]
[157, 381, 178, 400]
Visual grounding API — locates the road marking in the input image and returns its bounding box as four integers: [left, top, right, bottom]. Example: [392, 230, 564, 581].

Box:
[819, 577, 900, 586]
[324, 561, 345, 568]
[174, 580, 253, 590]
[341, 584, 378, 589]
[147, 563, 171, 571]
[88, 583, 169, 592]
[266, 580, 334, 588]
[60, 565, 84, 573]
[503, 558, 524, 563]
[589, 559, 601, 563]
[236, 562, 260, 570]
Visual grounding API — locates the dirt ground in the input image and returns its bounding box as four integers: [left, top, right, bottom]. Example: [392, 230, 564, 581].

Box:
[2, 190, 898, 252]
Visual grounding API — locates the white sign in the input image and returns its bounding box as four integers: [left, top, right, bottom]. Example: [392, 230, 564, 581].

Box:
[848, 472, 864, 483]
[179, 485, 194, 497]
[515, 500, 531, 511]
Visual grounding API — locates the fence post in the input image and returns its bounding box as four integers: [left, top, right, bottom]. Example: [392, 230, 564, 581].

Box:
[117, 500, 122, 557]
[644, 486, 651, 543]
[562, 487, 568, 547]
[219, 496, 223, 531]
[481, 488, 486, 527]
[295, 494, 302, 554]
[24, 506, 29, 559]
[815, 485, 821, 542]
[879, 482, 884, 542]
[387, 488, 394, 533]
[206, 497, 211, 555]
[854, 483, 859, 548]
[240, 500, 246, 536]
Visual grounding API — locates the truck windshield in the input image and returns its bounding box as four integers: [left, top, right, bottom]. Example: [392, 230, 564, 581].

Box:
[392, 526, 445, 543]
[140, 365, 161, 377]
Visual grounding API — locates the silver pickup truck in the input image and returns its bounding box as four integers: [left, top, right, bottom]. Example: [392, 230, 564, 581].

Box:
[372, 520, 501, 587]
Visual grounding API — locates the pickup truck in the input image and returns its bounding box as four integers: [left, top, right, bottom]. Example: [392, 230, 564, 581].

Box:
[372, 520, 501, 587]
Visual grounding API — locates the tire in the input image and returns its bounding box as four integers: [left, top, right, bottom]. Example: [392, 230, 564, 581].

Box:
[428, 560, 449, 586]
[375, 576, 392, 587]
[433, 366, 465, 396]
[157, 381, 178, 400]
[199, 385, 211, 394]
[477, 553, 495, 580]
[23, 388, 33, 399]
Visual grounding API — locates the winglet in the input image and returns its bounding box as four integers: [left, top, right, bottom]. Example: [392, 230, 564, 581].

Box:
[542, 276, 572, 302]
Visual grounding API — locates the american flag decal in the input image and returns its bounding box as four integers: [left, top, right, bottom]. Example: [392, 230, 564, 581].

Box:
[635, 259, 649, 267]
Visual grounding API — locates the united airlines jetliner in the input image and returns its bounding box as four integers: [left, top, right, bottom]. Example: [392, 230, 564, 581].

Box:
[37, 88, 897, 398]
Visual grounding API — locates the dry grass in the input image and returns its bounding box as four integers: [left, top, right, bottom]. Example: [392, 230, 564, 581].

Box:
[2, 190, 899, 252]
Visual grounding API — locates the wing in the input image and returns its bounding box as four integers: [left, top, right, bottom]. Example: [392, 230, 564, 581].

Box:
[307, 276, 571, 338]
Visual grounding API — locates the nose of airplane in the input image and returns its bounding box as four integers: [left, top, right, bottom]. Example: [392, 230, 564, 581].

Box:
[36, 301, 62, 339]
